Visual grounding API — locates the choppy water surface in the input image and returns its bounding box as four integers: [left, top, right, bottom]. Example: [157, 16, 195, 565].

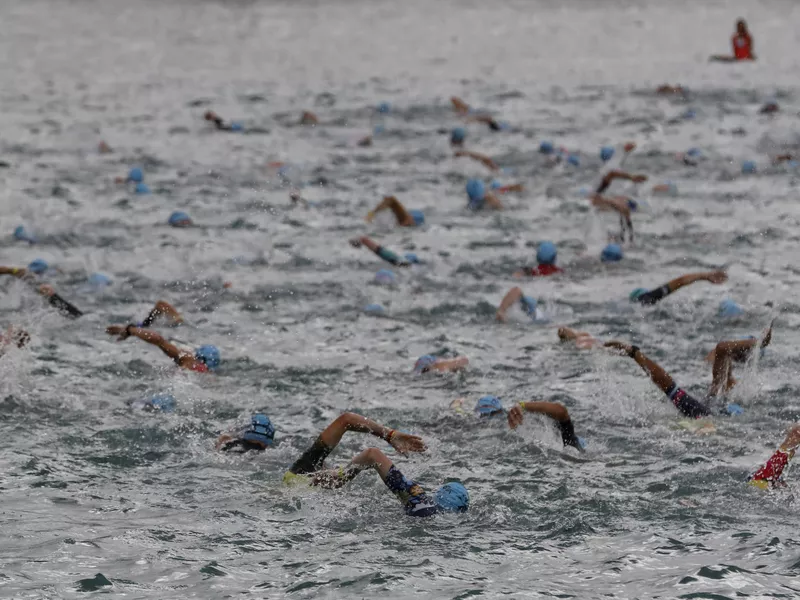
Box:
[3, 0, 800, 598]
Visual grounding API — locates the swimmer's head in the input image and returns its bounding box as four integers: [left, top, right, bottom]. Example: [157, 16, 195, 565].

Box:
[629, 287, 648, 301]
[135, 182, 151, 195]
[149, 392, 176, 413]
[724, 403, 744, 417]
[600, 146, 615, 162]
[451, 127, 466, 145]
[377, 101, 391, 114]
[742, 160, 757, 174]
[434, 481, 469, 513]
[520, 295, 537, 318]
[13, 226, 36, 244]
[566, 154, 580, 167]
[466, 179, 486, 205]
[536, 241, 557, 265]
[375, 269, 396, 285]
[27, 258, 49, 275]
[682, 108, 696, 120]
[88, 272, 111, 288]
[373, 124, 385, 135]
[475, 395, 504, 416]
[601, 244, 623, 262]
[363, 303, 385, 315]
[627, 199, 639, 212]
[242, 413, 275, 448]
[128, 167, 144, 183]
[404, 252, 421, 264]
[168, 211, 193, 228]
[736, 19, 747, 35]
[414, 354, 437, 374]
[718, 299, 744, 319]
[229, 121, 244, 132]
[539, 141, 555, 155]
[195, 344, 221, 370]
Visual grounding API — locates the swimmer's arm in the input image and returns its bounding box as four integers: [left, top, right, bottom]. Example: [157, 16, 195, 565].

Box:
[484, 191, 503, 210]
[320, 413, 427, 455]
[0, 266, 27, 278]
[454, 150, 499, 172]
[367, 196, 413, 226]
[123, 326, 191, 363]
[597, 171, 647, 193]
[451, 96, 471, 115]
[604, 342, 675, 394]
[349, 447, 394, 480]
[664, 270, 727, 294]
[495, 183, 524, 194]
[430, 357, 469, 373]
[508, 401, 570, 429]
[141, 301, 184, 328]
[496, 286, 523, 322]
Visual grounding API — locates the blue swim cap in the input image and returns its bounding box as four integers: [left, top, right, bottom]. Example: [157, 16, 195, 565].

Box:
[373, 124, 386, 135]
[539, 141, 555, 155]
[435, 482, 469, 513]
[601, 243, 623, 262]
[135, 182, 150, 195]
[13, 226, 36, 244]
[377, 101, 391, 114]
[414, 354, 437, 373]
[682, 108, 697, 120]
[375, 269, 396, 285]
[536, 241, 557, 265]
[577, 437, 588, 450]
[229, 121, 243, 132]
[600, 146, 615, 162]
[520, 295, 538, 318]
[404, 252, 421, 264]
[128, 167, 144, 183]
[88, 272, 111, 287]
[719, 299, 744, 319]
[451, 127, 466, 145]
[408, 210, 425, 227]
[742, 160, 757, 174]
[567, 154, 580, 167]
[364, 303, 385, 314]
[686, 147, 702, 158]
[168, 211, 192, 227]
[195, 345, 221, 369]
[627, 199, 639, 212]
[242, 413, 275, 447]
[475, 395, 503, 416]
[724, 403, 744, 416]
[149, 392, 176, 413]
[466, 179, 486, 204]
[489, 179, 503, 190]
[27, 258, 49, 274]
[629, 287, 648, 301]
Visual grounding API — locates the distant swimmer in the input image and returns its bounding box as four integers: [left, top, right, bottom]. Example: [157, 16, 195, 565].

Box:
[454, 149, 499, 172]
[413, 354, 469, 374]
[656, 85, 687, 96]
[496, 286, 548, 323]
[299, 111, 319, 125]
[465, 179, 503, 211]
[349, 236, 412, 267]
[0, 325, 30, 356]
[216, 414, 275, 452]
[514, 241, 563, 278]
[588, 142, 647, 241]
[604, 321, 773, 418]
[366, 196, 425, 227]
[283, 412, 469, 517]
[450, 96, 509, 132]
[748, 424, 800, 489]
[589, 194, 637, 242]
[105, 324, 219, 373]
[710, 19, 755, 62]
[629, 270, 728, 305]
[204, 110, 243, 132]
[0, 265, 83, 318]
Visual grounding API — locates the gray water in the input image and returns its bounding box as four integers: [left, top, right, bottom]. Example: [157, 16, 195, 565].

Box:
[3, 0, 800, 598]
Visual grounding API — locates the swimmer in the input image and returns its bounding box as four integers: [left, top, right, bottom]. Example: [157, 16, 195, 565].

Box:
[493, 183, 525, 194]
[98, 141, 113, 154]
[629, 270, 728, 305]
[413, 354, 469, 374]
[557, 327, 600, 350]
[506, 398, 584, 451]
[300, 111, 319, 125]
[132, 300, 185, 328]
[495, 286, 548, 323]
[203, 110, 242, 132]
[656, 85, 687, 96]
[0, 325, 30, 356]
[465, 179, 503, 211]
[349, 236, 411, 267]
[450, 96, 507, 131]
[453, 149, 499, 172]
[748, 424, 800, 489]
[283, 412, 468, 516]
[514, 241, 563, 278]
[710, 19, 755, 62]
[451, 96, 471, 116]
[0, 266, 83, 318]
[105, 324, 219, 373]
[589, 194, 636, 242]
[216, 414, 276, 452]
[604, 322, 773, 418]
[366, 196, 425, 227]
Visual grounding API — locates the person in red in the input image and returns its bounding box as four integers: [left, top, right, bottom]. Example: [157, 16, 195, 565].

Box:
[749, 424, 800, 489]
[711, 19, 755, 62]
[514, 241, 563, 277]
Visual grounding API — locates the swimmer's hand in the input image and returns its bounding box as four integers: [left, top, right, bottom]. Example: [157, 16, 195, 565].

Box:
[214, 433, 235, 451]
[349, 237, 363, 248]
[37, 284, 55, 297]
[106, 324, 135, 340]
[604, 340, 633, 356]
[705, 270, 728, 284]
[623, 142, 636, 153]
[365, 211, 376, 223]
[495, 309, 508, 323]
[507, 405, 524, 429]
[389, 431, 426, 455]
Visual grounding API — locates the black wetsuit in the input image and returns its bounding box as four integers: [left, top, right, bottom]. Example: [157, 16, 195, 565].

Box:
[633, 284, 671, 306]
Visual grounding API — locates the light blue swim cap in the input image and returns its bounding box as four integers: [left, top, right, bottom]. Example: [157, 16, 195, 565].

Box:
[27, 258, 49, 274]
[719, 299, 744, 319]
[377, 101, 391, 114]
[128, 167, 144, 183]
[88, 272, 111, 287]
[373, 124, 386, 135]
[600, 146, 615, 162]
[404, 252, 421, 264]
[364, 303, 385, 314]
[414, 354, 437, 373]
[629, 287, 648, 301]
[577, 437, 588, 450]
[408, 210, 425, 227]
[435, 482, 469, 513]
[601, 244, 623, 262]
[724, 403, 744, 416]
[682, 108, 697, 120]
[490, 179, 503, 190]
[168, 211, 192, 227]
[567, 154, 581, 167]
[242, 413, 275, 447]
[475, 395, 503, 416]
[13, 226, 36, 244]
[466, 179, 486, 204]
[451, 127, 466, 145]
[229, 121, 243, 132]
[536, 241, 557, 265]
[686, 148, 702, 158]
[375, 269, 396, 285]
[742, 160, 757, 174]
[520, 295, 538, 317]
[539, 141, 554, 155]
[149, 392, 176, 413]
[195, 345, 221, 369]
[135, 182, 151, 195]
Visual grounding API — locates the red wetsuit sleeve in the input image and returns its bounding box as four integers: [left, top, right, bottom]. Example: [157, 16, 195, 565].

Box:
[188, 362, 209, 373]
[751, 449, 791, 484]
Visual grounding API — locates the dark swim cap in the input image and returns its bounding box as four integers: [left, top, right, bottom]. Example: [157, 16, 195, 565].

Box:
[435, 482, 469, 512]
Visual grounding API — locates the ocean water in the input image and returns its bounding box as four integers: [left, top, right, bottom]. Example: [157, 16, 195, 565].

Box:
[2, 0, 800, 598]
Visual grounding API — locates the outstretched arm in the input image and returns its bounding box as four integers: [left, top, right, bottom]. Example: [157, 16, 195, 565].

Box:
[596, 170, 647, 194]
[0, 266, 27, 279]
[107, 324, 187, 362]
[317, 412, 426, 456]
[507, 401, 570, 429]
[367, 196, 414, 226]
[454, 150, 499, 172]
[496, 287, 523, 322]
[349, 236, 411, 267]
[604, 341, 675, 394]
[664, 270, 727, 294]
